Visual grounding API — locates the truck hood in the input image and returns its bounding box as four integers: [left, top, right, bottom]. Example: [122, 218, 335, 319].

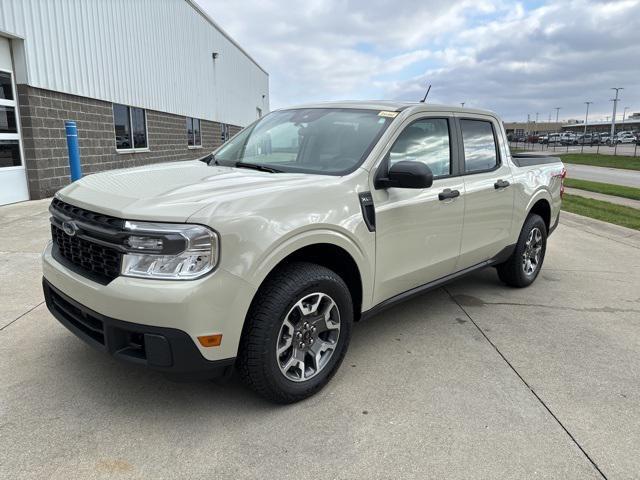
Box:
[57, 161, 322, 222]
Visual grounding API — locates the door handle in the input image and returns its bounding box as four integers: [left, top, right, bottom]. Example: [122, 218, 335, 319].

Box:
[494, 179, 510, 189]
[438, 189, 460, 201]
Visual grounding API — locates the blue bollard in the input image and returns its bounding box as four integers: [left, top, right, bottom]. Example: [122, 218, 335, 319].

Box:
[65, 120, 82, 181]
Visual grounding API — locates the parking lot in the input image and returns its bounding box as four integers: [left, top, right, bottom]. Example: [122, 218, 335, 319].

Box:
[1, 199, 639, 479]
[510, 141, 639, 157]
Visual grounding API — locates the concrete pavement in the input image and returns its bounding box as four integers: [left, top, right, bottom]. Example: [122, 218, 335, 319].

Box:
[565, 163, 640, 188]
[1, 200, 639, 479]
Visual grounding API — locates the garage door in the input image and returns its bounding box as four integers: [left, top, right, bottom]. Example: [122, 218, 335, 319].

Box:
[0, 37, 29, 205]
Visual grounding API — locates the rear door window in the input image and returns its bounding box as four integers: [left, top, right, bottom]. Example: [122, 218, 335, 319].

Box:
[460, 119, 499, 173]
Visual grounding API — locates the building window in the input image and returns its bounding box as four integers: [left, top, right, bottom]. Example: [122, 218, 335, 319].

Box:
[221, 123, 230, 143]
[0, 105, 18, 134]
[0, 71, 22, 170]
[113, 104, 147, 151]
[0, 140, 21, 168]
[0, 72, 14, 100]
[186, 117, 202, 147]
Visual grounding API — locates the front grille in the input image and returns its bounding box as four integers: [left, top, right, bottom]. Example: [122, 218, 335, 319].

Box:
[51, 197, 124, 229]
[50, 199, 125, 283]
[48, 285, 105, 345]
[52, 224, 122, 281]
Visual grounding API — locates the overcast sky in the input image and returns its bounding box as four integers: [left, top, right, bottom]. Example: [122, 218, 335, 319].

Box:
[198, 0, 640, 122]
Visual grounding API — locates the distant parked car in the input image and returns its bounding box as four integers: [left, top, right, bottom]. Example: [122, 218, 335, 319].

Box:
[547, 133, 563, 144]
[577, 133, 599, 145]
[614, 132, 636, 144]
[556, 133, 577, 145]
[538, 134, 549, 144]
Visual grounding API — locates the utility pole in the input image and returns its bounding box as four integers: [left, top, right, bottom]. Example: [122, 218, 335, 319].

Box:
[535, 112, 539, 123]
[554, 107, 561, 124]
[610, 87, 623, 139]
[583, 102, 592, 137]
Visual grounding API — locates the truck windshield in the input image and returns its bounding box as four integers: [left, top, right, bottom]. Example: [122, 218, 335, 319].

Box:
[212, 108, 394, 175]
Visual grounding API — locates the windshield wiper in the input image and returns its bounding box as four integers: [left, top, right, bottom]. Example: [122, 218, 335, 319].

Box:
[234, 162, 283, 173]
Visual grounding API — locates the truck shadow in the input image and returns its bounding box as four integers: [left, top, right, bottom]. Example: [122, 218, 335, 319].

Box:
[45, 268, 500, 414]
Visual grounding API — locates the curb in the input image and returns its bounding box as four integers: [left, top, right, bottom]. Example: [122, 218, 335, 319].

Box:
[559, 211, 640, 249]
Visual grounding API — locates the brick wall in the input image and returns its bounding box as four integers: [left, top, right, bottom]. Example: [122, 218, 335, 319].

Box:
[17, 85, 240, 199]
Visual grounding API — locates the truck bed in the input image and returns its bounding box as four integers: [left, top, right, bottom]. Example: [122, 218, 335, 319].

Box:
[511, 153, 562, 168]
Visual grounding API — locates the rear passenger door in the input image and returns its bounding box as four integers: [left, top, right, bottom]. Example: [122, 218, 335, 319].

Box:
[371, 114, 465, 305]
[455, 115, 514, 270]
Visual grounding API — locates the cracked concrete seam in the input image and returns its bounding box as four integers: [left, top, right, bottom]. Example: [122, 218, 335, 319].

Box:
[444, 286, 609, 480]
[0, 302, 45, 332]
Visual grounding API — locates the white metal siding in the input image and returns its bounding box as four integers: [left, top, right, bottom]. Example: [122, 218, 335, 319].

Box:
[0, 0, 269, 126]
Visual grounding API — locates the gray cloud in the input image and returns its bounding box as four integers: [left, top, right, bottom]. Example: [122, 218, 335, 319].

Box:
[199, 0, 640, 121]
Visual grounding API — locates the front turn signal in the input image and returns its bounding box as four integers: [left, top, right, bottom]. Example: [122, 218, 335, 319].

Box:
[198, 334, 223, 347]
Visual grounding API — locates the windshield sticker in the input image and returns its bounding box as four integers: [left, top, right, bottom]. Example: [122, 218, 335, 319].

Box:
[378, 111, 399, 118]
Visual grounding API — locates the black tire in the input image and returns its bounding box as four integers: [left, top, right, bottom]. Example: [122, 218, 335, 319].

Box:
[496, 214, 547, 288]
[237, 262, 353, 404]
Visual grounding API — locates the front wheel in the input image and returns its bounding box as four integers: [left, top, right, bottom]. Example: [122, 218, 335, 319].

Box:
[237, 262, 353, 403]
[496, 214, 547, 287]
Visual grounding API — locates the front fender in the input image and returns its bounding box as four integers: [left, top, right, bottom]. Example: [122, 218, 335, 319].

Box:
[245, 227, 375, 311]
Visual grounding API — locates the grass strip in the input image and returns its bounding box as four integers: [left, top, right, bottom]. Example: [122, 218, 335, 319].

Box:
[558, 153, 640, 171]
[563, 178, 640, 201]
[561, 194, 640, 230]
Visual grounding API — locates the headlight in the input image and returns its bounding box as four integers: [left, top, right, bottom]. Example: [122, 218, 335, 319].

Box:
[121, 221, 219, 280]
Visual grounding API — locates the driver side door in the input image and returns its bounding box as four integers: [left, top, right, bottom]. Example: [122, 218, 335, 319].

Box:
[370, 114, 465, 306]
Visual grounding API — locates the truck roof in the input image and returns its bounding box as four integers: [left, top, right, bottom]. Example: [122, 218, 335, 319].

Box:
[280, 100, 497, 117]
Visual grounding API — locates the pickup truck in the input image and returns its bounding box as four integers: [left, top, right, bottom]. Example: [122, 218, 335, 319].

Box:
[42, 101, 565, 403]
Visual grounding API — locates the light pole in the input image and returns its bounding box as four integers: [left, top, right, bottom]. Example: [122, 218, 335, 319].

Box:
[460, 102, 465, 108]
[622, 106, 630, 125]
[583, 102, 592, 137]
[554, 107, 561, 123]
[610, 87, 623, 140]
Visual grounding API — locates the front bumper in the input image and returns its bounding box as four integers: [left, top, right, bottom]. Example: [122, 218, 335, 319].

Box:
[42, 241, 256, 364]
[43, 278, 234, 378]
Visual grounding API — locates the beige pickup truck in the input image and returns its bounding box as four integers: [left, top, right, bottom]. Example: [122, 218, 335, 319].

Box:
[42, 101, 565, 403]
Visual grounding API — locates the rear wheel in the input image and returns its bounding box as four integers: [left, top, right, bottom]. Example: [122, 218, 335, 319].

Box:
[497, 214, 547, 287]
[237, 262, 353, 403]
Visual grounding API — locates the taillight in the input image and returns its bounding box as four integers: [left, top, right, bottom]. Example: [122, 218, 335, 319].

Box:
[554, 167, 567, 198]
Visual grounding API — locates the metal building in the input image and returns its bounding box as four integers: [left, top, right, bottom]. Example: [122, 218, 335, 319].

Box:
[0, 0, 269, 204]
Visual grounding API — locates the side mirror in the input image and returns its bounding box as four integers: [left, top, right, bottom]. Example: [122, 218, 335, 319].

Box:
[375, 160, 433, 189]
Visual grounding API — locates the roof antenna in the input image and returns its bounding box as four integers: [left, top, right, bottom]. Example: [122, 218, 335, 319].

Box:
[420, 84, 432, 103]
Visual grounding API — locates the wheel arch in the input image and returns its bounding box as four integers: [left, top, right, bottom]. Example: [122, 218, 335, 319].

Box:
[247, 230, 372, 320]
[527, 197, 552, 231]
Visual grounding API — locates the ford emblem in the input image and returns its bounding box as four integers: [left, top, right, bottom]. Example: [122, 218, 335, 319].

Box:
[62, 221, 79, 237]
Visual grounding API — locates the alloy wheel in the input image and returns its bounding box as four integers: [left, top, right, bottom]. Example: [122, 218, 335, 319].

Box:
[522, 227, 543, 275]
[276, 292, 341, 382]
